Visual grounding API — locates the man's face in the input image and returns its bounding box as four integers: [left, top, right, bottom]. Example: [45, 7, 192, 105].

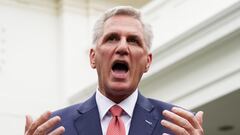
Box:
[90, 15, 152, 102]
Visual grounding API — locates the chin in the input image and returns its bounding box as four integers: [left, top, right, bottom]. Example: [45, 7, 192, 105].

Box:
[108, 82, 135, 94]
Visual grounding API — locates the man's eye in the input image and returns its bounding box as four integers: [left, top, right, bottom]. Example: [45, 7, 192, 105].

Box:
[127, 36, 140, 45]
[106, 34, 119, 42]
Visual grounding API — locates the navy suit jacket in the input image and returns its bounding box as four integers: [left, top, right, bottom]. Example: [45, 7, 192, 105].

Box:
[51, 92, 175, 135]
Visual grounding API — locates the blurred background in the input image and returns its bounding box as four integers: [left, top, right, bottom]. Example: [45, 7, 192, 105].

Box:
[0, 0, 239, 134]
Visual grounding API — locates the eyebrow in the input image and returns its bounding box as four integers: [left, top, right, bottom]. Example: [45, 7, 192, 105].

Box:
[127, 34, 144, 45]
[103, 32, 119, 38]
[101, 32, 119, 42]
[128, 35, 141, 40]
[101, 31, 144, 44]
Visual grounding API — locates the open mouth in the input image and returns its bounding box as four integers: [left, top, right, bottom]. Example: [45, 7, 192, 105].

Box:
[112, 61, 129, 73]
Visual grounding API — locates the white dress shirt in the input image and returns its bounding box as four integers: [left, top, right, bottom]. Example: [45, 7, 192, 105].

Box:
[95, 88, 138, 135]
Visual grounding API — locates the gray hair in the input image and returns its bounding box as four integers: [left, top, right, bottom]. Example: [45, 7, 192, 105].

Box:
[92, 6, 153, 50]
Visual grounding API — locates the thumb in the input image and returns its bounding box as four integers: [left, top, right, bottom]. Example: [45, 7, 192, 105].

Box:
[195, 111, 204, 126]
[25, 115, 33, 133]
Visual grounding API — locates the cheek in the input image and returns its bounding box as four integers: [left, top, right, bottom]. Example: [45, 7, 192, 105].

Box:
[132, 56, 148, 74]
[135, 51, 149, 65]
[131, 58, 145, 85]
[95, 49, 112, 71]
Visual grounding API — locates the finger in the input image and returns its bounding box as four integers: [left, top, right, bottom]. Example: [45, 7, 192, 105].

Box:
[25, 115, 33, 133]
[195, 111, 204, 126]
[172, 107, 201, 129]
[48, 126, 65, 135]
[33, 116, 61, 135]
[161, 119, 189, 135]
[162, 110, 194, 132]
[27, 111, 51, 135]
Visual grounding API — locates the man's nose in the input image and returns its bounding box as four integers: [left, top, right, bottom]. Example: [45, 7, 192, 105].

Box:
[116, 38, 129, 55]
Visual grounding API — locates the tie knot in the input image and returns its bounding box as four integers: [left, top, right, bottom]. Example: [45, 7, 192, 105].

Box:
[110, 105, 123, 117]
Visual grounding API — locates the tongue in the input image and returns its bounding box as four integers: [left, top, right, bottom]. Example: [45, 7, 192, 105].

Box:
[113, 69, 127, 73]
[112, 69, 128, 79]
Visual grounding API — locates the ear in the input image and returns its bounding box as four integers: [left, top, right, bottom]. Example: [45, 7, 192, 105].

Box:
[144, 53, 152, 72]
[89, 48, 96, 69]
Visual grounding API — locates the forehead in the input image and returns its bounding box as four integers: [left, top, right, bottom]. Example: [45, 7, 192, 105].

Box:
[103, 15, 144, 37]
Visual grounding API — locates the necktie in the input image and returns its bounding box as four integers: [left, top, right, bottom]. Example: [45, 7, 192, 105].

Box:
[106, 105, 126, 135]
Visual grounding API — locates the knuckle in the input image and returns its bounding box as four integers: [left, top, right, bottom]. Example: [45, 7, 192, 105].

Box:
[29, 122, 38, 130]
[35, 126, 45, 134]
[181, 120, 188, 127]
[189, 113, 195, 119]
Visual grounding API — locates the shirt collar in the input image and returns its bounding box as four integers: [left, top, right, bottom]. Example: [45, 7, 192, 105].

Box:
[96, 88, 138, 120]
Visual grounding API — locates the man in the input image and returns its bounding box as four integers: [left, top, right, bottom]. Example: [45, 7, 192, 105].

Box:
[25, 6, 204, 135]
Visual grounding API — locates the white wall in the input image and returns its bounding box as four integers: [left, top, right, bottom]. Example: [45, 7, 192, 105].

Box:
[58, 2, 97, 101]
[142, 0, 240, 50]
[0, 2, 60, 134]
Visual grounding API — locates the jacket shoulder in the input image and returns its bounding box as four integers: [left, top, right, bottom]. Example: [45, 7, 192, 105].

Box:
[52, 103, 82, 119]
[147, 98, 177, 111]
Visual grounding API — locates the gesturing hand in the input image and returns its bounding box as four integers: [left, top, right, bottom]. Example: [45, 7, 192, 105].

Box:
[161, 107, 204, 135]
[24, 111, 65, 135]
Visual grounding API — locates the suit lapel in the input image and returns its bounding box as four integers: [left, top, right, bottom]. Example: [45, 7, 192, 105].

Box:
[74, 94, 103, 135]
[129, 93, 159, 135]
